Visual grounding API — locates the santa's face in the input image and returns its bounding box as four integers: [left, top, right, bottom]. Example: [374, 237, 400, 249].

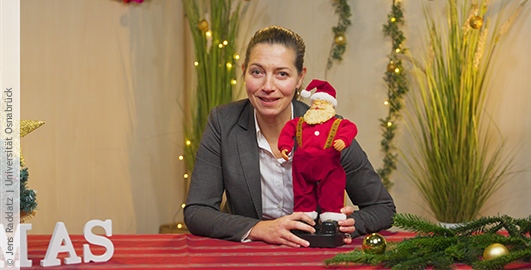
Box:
[304, 99, 336, 125]
[243, 43, 306, 123]
[310, 99, 331, 111]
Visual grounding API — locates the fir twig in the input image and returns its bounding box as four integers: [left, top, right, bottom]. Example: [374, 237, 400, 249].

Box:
[325, 214, 531, 270]
[325, 0, 351, 75]
[393, 213, 454, 236]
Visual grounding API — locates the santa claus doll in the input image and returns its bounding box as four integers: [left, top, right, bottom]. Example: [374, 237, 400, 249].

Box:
[279, 79, 357, 225]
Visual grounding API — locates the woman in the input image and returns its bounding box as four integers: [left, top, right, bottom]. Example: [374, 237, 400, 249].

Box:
[184, 26, 395, 248]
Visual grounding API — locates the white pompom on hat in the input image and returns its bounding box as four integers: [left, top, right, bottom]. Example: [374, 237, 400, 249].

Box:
[300, 79, 338, 108]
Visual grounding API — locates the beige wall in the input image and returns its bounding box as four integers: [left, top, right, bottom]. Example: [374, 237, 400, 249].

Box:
[21, 0, 186, 234]
[20, 0, 530, 234]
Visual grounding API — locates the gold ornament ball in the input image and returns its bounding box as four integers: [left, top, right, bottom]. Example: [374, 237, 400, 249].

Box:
[334, 34, 346, 46]
[362, 233, 387, 254]
[483, 243, 509, 260]
[387, 62, 397, 73]
[198, 19, 209, 32]
[470, 15, 483, 29]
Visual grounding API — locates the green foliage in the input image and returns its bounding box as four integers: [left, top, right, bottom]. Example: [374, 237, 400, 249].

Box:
[325, 213, 531, 270]
[20, 166, 37, 214]
[181, 0, 244, 183]
[403, 0, 526, 223]
[377, 0, 408, 190]
[325, 0, 351, 72]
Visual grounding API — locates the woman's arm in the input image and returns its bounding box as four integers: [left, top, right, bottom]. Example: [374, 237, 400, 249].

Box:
[184, 105, 260, 242]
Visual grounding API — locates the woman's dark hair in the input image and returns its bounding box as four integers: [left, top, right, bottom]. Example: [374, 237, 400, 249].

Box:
[243, 26, 306, 74]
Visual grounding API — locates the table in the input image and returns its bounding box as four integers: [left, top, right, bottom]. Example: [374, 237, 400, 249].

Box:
[25, 231, 531, 269]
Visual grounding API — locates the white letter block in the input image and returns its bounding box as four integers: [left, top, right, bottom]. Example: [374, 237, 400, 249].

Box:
[40, 222, 82, 267]
[0, 223, 32, 267]
[17, 224, 33, 267]
[83, 219, 114, 263]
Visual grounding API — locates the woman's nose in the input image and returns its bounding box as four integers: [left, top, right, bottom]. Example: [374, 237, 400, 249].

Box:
[261, 76, 275, 92]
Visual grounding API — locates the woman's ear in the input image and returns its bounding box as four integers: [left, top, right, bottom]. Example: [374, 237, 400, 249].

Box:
[296, 67, 307, 89]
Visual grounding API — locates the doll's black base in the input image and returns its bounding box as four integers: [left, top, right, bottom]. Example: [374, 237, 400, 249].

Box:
[293, 231, 345, 248]
[291, 220, 345, 248]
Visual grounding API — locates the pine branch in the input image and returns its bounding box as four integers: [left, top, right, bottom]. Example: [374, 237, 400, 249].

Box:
[326, 214, 531, 269]
[324, 248, 384, 266]
[473, 249, 531, 270]
[393, 213, 453, 236]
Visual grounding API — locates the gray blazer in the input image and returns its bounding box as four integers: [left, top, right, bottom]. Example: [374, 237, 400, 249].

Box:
[184, 99, 396, 242]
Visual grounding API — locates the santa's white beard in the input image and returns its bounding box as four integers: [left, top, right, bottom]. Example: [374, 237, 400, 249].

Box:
[303, 105, 336, 125]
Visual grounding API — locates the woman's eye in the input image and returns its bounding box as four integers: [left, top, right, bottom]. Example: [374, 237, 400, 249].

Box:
[278, 71, 289, 77]
[251, 69, 262, 75]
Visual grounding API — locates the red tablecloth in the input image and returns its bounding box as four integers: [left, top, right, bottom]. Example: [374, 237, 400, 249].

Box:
[25, 231, 531, 269]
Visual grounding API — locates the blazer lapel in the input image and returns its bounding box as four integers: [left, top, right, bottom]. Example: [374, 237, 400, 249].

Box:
[235, 101, 262, 218]
[293, 100, 309, 118]
[234, 100, 309, 219]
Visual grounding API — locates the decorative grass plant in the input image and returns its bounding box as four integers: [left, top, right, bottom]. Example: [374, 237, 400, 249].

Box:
[404, 0, 526, 223]
[182, 0, 245, 194]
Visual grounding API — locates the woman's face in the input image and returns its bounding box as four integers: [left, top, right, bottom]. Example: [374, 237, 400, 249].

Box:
[243, 43, 306, 121]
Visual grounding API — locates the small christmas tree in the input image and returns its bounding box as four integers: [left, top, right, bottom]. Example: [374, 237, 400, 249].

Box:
[19, 120, 44, 222]
[20, 165, 37, 222]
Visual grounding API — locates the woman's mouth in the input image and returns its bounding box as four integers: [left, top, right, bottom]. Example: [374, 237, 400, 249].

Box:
[259, 97, 280, 103]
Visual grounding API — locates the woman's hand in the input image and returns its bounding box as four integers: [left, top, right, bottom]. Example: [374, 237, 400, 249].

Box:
[338, 206, 356, 244]
[247, 212, 316, 248]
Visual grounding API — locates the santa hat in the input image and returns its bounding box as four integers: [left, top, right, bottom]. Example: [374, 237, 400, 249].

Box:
[300, 79, 337, 108]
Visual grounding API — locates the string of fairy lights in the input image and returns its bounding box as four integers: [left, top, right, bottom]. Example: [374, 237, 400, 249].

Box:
[196, 19, 241, 86]
[377, 0, 408, 190]
[177, 154, 186, 230]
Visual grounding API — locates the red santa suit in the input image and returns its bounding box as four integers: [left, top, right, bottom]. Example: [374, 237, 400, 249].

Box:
[278, 116, 357, 215]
